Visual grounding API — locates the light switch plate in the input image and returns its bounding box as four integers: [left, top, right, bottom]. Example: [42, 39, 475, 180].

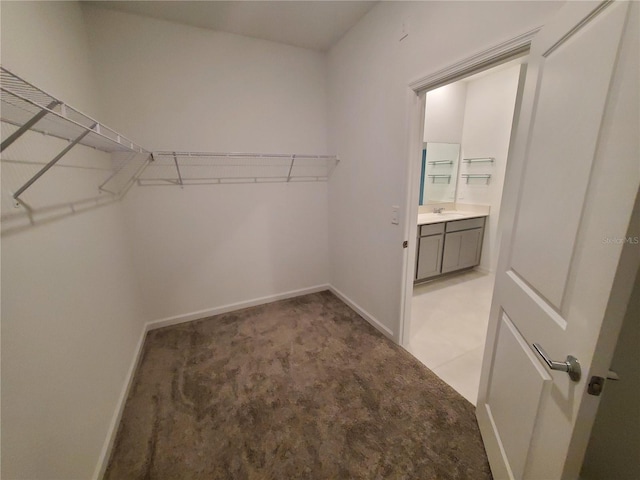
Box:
[391, 205, 400, 225]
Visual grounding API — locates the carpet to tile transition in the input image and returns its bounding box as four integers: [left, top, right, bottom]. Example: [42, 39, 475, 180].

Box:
[105, 291, 492, 479]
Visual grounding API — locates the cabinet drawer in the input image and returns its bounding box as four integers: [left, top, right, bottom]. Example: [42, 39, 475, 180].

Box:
[419, 222, 445, 236]
[445, 216, 485, 232]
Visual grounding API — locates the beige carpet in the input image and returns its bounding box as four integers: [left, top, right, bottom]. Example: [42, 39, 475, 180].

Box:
[105, 291, 492, 479]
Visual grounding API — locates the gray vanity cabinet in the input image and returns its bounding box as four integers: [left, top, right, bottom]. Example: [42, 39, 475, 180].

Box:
[415, 223, 444, 280]
[415, 216, 485, 282]
[441, 217, 485, 273]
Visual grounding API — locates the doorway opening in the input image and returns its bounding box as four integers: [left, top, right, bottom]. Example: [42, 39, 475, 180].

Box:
[402, 58, 526, 404]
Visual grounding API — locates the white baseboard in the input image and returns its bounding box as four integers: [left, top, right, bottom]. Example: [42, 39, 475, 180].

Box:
[146, 284, 330, 331]
[92, 322, 149, 480]
[328, 285, 394, 339]
[476, 265, 493, 275]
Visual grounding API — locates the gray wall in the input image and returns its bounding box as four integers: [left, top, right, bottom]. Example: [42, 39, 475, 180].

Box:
[581, 270, 640, 479]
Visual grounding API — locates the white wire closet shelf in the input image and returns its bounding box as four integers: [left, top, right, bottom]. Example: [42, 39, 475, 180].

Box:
[1, 66, 150, 199]
[140, 152, 340, 186]
[1, 65, 340, 204]
[1, 67, 146, 153]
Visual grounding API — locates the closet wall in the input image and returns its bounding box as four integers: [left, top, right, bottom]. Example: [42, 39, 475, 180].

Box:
[81, 5, 330, 323]
[327, 1, 561, 338]
[2, 4, 331, 478]
[0, 3, 148, 479]
[581, 271, 640, 479]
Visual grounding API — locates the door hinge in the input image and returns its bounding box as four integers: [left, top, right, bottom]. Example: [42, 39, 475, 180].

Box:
[403, 240, 408, 248]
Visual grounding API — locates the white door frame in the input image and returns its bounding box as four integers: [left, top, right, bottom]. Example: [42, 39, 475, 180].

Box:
[399, 27, 541, 346]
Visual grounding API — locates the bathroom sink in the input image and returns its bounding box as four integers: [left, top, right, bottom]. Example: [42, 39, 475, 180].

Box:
[417, 211, 479, 225]
[437, 212, 466, 219]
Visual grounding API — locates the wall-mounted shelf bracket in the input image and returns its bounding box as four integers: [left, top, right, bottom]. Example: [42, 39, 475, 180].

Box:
[1, 66, 150, 201]
[461, 174, 491, 184]
[463, 157, 495, 164]
[13, 124, 97, 199]
[172, 152, 184, 186]
[286, 154, 296, 182]
[0, 99, 61, 152]
[428, 174, 451, 184]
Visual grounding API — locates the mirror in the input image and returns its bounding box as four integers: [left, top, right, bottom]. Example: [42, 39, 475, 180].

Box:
[419, 142, 460, 205]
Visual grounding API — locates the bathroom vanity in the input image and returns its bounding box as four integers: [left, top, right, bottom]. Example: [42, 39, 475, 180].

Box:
[415, 212, 486, 282]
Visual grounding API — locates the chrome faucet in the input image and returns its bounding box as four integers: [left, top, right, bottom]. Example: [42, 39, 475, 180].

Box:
[433, 207, 444, 214]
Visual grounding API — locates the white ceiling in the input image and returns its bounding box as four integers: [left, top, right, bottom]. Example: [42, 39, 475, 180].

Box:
[85, 1, 377, 52]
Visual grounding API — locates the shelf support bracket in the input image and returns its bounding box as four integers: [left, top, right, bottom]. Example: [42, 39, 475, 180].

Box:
[13, 123, 97, 199]
[1, 100, 61, 152]
[173, 152, 184, 187]
[287, 154, 296, 182]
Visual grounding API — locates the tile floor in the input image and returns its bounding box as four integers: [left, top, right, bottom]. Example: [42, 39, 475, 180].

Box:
[406, 269, 495, 405]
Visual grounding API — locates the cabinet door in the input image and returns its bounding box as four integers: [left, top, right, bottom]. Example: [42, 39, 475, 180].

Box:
[442, 228, 482, 273]
[416, 234, 443, 280]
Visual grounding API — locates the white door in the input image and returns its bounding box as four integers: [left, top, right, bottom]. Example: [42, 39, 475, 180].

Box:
[476, 1, 639, 479]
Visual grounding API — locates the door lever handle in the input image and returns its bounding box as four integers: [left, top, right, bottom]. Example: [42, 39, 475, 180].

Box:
[532, 343, 581, 382]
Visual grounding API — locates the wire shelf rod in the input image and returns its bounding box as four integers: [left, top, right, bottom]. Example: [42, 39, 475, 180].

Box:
[463, 157, 495, 163]
[137, 176, 329, 185]
[154, 151, 337, 160]
[1, 158, 114, 172]
[149, 162, 305, 168]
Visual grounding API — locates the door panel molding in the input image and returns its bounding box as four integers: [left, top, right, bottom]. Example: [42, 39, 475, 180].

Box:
[486, 313, 551, 479]
[542, 1, 612, 57]
[506, 269, 567, 329]
[477, 403, 514, 480]
[509, 1, 628, 309]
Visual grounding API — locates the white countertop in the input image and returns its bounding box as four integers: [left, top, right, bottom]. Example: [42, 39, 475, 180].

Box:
[418, 211, 488, 225]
